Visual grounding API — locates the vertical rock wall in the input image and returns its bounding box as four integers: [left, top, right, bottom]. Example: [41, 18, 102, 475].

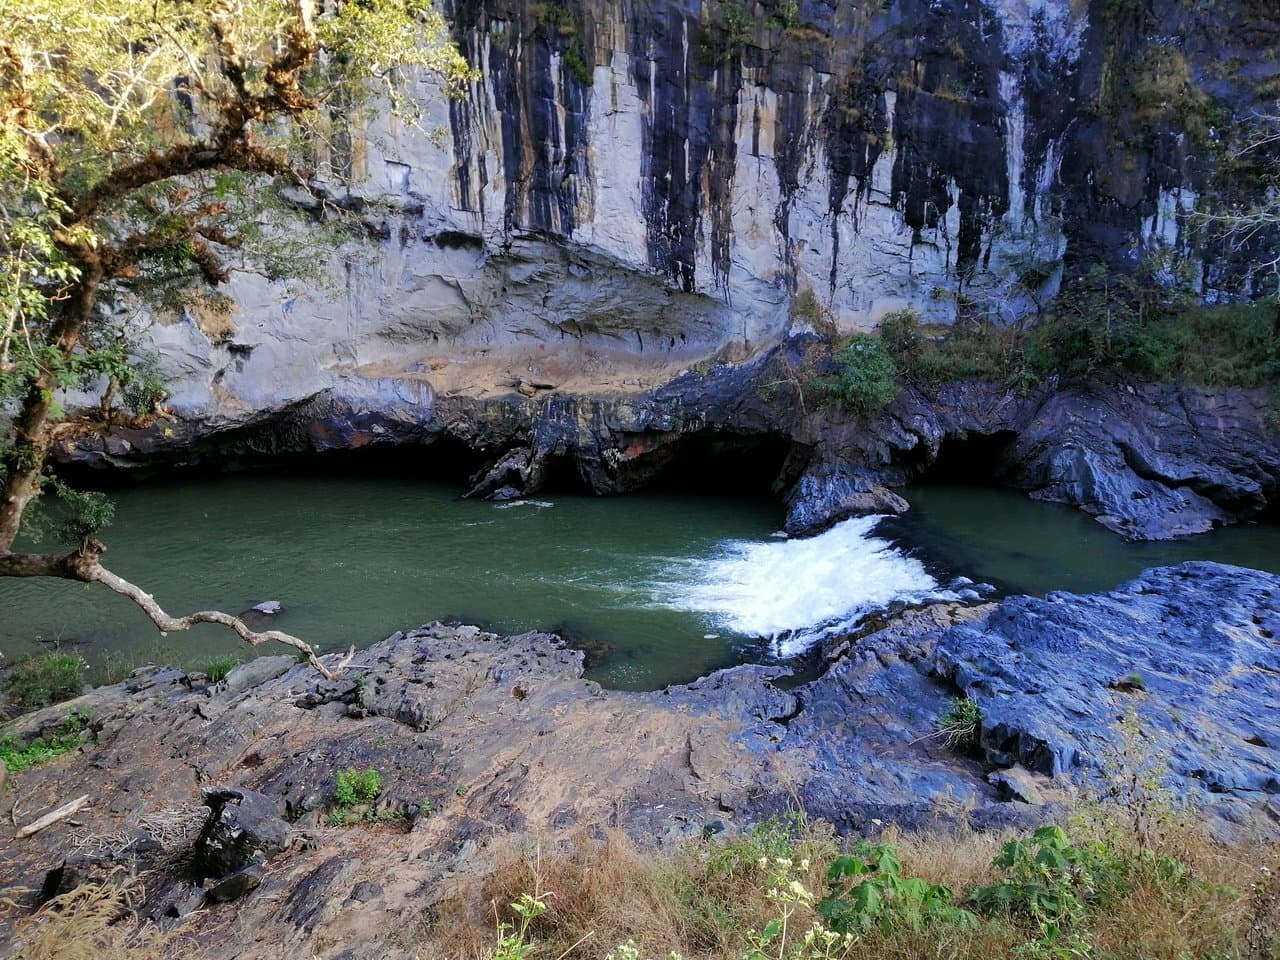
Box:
[113, 0, 1278, 421]
[435, 0, 1277, 328]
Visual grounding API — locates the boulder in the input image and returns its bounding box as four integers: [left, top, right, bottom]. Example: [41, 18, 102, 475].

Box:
[195, 787, 291, 880]
[205, 862, 266, 903]
[222, 655, 297, 694]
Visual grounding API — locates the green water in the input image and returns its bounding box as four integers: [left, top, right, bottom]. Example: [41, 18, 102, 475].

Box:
[0, 476, 782, 690]
[3, 476, 1279, 692]
[886, 485, 1280, 595]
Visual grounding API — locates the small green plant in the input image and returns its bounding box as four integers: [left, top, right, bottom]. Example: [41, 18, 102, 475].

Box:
[563, 46, 592, 86]
[334, 767, 382, 809]
[811, 334, 899, 411]
[819, 841, 976, 934]
[722, 2, 753, 48]
[0, 711, 91, 775]
[968, 825, 1131, 950]
[455, 783, 469, 797]
[119, 357, 167, 416]
[490, 892, 549, 960]
[5, 652, 88, 714]
[328, 767, 396, 826]
[938, 696, 983, 754]
[200, 655, 239, 684]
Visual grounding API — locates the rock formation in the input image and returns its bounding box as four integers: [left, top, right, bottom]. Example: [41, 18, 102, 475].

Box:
[1, 562, 1277, 955]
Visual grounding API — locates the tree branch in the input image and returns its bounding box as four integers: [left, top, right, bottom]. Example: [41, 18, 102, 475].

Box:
[0, 544, 354, 681]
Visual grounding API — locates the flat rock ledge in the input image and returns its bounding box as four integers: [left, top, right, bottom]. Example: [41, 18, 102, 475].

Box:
[1, 562, 1278, 957]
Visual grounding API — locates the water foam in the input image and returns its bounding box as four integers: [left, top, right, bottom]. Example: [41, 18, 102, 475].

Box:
[655, 516, 947, 657]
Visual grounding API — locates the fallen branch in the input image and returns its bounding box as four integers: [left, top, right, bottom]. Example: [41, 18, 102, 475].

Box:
[0, 542, 355, 680]
[17, 794, 90, 839]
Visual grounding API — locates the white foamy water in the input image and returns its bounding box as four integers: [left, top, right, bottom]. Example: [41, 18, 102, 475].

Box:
[654, 516, 949, 656]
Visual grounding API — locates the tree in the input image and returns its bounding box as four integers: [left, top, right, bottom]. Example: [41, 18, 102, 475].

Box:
[1193, 107, 1280, 338]
[0, 0, 472, 676]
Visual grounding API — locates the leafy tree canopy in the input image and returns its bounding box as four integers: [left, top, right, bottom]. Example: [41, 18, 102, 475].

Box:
[0, 0, 474, 674]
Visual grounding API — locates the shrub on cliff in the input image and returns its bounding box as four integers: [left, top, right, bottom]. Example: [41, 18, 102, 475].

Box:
[812, 335, 899, 411]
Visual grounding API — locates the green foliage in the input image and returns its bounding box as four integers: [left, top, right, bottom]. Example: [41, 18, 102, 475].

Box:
[119, 358, 167, 416]
[705, 814, 808, 883]
[200, 656, 240, 684]
[5, 652, 88, 713]
[1027, 263, 1279, 387]
[879, 308, 1032, 389]
[490, 893, 550, 960]
[722, 3, 754, 47]
[0, 0, 476, 574]
[968, 826, 1131, 950]
[481, 813, 1267, 960]
[333, 767, 383, 809]
[0, 711, 91, 775]
[812, 334, 899, 411]
[532, 1, 579, 35]
[938, 696, 983, 754]
[564, 46, 594, 87]
[819, 842, 977, 933]
[766, 0, 800, 29]
[873, 269, 1278, 396]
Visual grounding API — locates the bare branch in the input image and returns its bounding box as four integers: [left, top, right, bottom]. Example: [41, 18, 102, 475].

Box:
[0, 545, 354, 680]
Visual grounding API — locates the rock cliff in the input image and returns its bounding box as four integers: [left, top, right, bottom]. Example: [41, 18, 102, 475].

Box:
[97, 0, 1278, 436]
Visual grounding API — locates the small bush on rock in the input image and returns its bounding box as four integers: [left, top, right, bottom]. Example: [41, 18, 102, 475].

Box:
[329, 767, 395, 826]
[334, 767, 382, 808]
[0, 711, 90, 773]
[812, 334, 899, 411]
[939, 696, 983, 754]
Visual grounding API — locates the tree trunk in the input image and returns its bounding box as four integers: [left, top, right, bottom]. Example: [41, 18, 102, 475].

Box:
[0, 255, 102, 553]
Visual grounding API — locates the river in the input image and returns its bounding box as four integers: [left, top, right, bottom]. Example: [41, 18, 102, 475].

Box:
[2, 475, 1277, 690]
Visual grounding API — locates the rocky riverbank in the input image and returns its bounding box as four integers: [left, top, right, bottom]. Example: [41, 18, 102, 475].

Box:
[1, 561, 1277, 957]
[55, 338, 1280, 542]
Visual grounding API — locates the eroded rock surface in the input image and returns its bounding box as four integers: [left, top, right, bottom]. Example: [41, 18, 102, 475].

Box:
[2, 563, 1278, 957]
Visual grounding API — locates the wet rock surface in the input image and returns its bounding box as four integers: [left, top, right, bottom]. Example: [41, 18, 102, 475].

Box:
[1, 562, 1278, 956]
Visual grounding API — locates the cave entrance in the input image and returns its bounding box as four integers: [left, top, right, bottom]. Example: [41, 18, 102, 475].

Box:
[915, 429, 1019, 485]
[636, 431, 795, 498]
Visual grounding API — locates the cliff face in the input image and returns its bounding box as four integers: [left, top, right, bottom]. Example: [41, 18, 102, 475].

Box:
[116, 0, 1278, 422]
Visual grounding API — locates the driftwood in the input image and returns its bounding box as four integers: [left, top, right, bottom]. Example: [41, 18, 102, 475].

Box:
[16, 794, 91, 839]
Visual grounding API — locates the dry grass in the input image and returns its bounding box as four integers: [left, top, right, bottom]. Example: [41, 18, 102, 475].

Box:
[429, 810, 1280, 960]
[9, 878, 164, 960]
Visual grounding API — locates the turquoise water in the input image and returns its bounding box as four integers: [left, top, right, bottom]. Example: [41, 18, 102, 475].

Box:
[2, 475, 1278, 691]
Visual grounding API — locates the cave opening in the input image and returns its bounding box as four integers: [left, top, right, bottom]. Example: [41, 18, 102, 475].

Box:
[914, 430, 1020, 485]
[631, 431, 796, 499]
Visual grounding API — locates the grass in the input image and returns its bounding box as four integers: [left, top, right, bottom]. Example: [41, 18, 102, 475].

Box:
[938, 697, 982, 754]
[10, 880, 163, 960]
[0, 711, 91, 774]
[434, 810, 1279, 960]
[5, 651, 88, 714]
[200, 654, 240, 683]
